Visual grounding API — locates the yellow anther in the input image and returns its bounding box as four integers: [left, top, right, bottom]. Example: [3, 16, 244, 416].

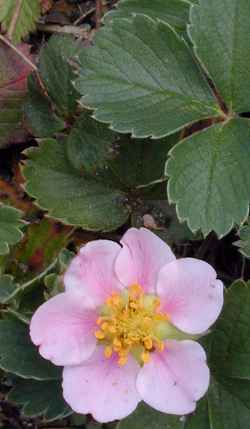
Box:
[156, 341, 165, 352]
[129, 301, 138, 310]
[129, 284, 143, 297]
[143, 316, 152, 327]
[154, 298, 161, 309]
[106, 292, 120, 306]
[109, 325, 117, 334]
[104, 346, 113, 359]
[144, 337, 153, 350]
[96, 284, 168, 366]
[118, 355, 128, 366]
[95, 330, 105, 340]
[113, 338, 122, 349]
[101, 322, 109, 331]
[112, 296, 121, 306]
[141, 351, 151, 364]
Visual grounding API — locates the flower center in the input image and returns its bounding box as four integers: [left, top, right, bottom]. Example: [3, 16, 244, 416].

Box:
[95, 284, 169, 366]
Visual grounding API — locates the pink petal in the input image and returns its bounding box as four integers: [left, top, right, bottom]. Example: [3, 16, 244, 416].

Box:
[64, 240, 121, 306]
[30, 292, 98, 366]
[62, 347, 141, 423]
[115, 228, 175, 293]
[137, 340, 209, 415]
[157, 258, 224, 334]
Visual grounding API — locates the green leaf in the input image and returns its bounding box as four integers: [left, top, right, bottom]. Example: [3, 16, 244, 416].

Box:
[166, 118, 250, 237]
[0, 319, 60, 379]
[105, 0, 191, 33]
[8, 379, 71, 421]
[185, 378, 250, 429]
[189, 0, 250, 113]
[109, 135, 175, 189]
[183, 280, 250, 428]
[0, 0, 40, 44]
[24, 75, 65, 138]
[67, 112, 117, 174]
[75, 14, 219, 139]
[0, 205, 23, 255]
[234, 223, 250, 258]
[0, 275, 18, 303]
[23, 139, 130, 231]
[118, 402, 182, 429]
[39, 35, 81, 117]
[208, 280, 250, 379]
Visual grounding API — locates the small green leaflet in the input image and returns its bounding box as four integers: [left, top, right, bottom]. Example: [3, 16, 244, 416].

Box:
[234, 223, 250, 258]
[118, 402, 182, 429]
[189, 0, 250, 113]
[0, 204, 23, 255]
[0, 0, 40, 44]
[67, 112, 117, 174]
[23, 139, 130, 232]
[8, 378, 71, 421]
[105, 0, 191, 33]
[39, 35, 81, 117]
[185, 280, 250, 428]
[0, 319, 60, 380]
[0, 275, 18, 304]
[24, 75, 65, 138]
[75, 14, 220, 138]
[166, 119, 250, 237]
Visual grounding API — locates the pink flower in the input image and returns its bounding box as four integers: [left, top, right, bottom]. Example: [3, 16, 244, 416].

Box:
[30, 228, 224, 423]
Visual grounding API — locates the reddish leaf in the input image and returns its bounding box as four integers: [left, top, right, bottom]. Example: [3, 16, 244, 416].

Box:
[0, 41, 33, 148]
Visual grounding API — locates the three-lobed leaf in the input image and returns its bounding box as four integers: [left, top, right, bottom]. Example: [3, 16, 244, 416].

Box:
[75, 14, 220, 138]
[166, 119, 250, 237]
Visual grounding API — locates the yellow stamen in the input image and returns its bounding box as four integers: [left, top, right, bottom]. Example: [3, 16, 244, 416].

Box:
[118, 355, 128, 366]
[95, 330, 105, 340]
[101, 322, 109, 331]
[144, 337, 153, 350]
[109, 325, 117, 334]
[104, 346, 113, 359]
[155, 341, 165, 352]
[141, 351, 151, 364]
[95, 284, 168, 366]
[113, 338, 122, 349]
